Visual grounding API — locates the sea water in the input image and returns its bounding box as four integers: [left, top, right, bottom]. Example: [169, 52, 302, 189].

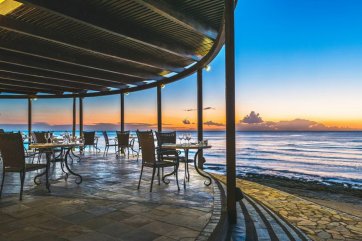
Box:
[14, 130, 362, 188]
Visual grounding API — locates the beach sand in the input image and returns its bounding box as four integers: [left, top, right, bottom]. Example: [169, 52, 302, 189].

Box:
[243, 175, 362, 218]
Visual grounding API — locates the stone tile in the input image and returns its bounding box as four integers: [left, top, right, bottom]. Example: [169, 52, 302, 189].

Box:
[97, 222, 135, 238]
[68, 231, 119, 241]
[120, 214, 154, 227]
[141, 221, 181, 236]
[119, 228, 160, 241]
[213, 173, 362, 241]
[0, 153, 216, 241]
[62, 212, 97, 224]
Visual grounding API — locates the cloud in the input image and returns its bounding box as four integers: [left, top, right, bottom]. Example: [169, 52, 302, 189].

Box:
[241, 111, 263, 124]
[184, 106, 215, 112]
[182, 119, 191, 125]
[204, 121, 224, 126]
[237, 118, 352, 131]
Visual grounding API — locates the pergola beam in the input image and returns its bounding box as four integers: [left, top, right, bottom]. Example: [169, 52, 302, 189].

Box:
[79, 97, 84, 136]
[0, 16, 183, 74]
[0, 88, 35, 95]
[0, 76, 81, 93]
[0, 83, 62, 95]
[72, 97, 76, 137]
[0, 68, 113, 91]
[120, 93, 125, 132]
[225, 0, 237, 224]
[0, 41, 155, 83]
[0, 49, 145, 86]
[157, 85, 162, 132]
[17, 0, 201, 61]
[197, 69, 204, 169]
[28, 98, 32, 142]
[132, 0, 218, 40]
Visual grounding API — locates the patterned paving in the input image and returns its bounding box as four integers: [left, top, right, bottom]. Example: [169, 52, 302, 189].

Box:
[212, 174, 362, 241]
[0, 152, 218, 241]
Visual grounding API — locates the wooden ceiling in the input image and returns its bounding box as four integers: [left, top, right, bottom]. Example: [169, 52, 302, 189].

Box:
[0, 0, 226, 98]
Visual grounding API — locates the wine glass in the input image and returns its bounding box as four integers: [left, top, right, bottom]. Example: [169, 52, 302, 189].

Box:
[182, 133, 186, 144]
[45, 132, 50, 143]
[178, 134, 183, 144]
[186, 133, 191, 144]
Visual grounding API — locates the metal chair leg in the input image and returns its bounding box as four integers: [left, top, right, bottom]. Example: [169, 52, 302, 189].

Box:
[150, 167, 156, 192]
[158, 167, 161, 185]
[19, 171, 25, 201]
[138, 165, 144, 189]
[175, 165, 180, 191]
[0, 170, 5, 198]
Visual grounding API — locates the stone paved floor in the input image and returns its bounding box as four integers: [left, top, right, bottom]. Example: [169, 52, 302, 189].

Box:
[0, 153, 216, 241]
[212, 174, 362, 241]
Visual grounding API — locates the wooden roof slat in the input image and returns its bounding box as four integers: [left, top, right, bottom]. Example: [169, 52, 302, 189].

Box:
[17, 0, 202, 61]
[0, 44, 149, 84]
[0, 88, 36, 95]
[132, 0, 218, 40]
[0, 69, 111, 92]
[0, 49, 138, 86]
[0, 77, 81, 92]
[0, 83, 62, 95]
[0, 15, 184, 74]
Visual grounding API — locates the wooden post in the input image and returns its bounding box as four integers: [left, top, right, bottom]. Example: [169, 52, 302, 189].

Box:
[79, 97, 83, 136]
[72, 97, 76, 137]
[197, 69, 204, 169]
[120, 93, 125, 132]
[157, 85, 162, 132]
[28, 98, 32, 141]
[225, 0, 237, 224]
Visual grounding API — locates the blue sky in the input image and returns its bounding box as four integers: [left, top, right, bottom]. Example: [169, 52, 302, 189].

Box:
[1, 0, 362, 130]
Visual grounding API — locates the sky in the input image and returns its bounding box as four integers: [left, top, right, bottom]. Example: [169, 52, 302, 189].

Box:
[1, 0, 362, 131]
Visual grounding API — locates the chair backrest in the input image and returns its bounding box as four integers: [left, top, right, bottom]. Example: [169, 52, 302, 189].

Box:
[0, 133, 25, 170]
[136, 130, 156, 165]
[33, 132, 48, 143]
[102, 131, 109, 145]
[116, 131, 130, 147]
[0, 129, 4, 133]
[155, 131, 176, 146]
[83, 131, 96, 145]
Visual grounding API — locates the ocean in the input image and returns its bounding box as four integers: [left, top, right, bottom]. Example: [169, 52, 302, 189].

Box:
[13, 130, 362, 188]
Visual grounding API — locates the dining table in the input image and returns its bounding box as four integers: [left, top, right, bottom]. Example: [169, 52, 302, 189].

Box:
[161, 143, 212, 188]
[29, 142, 84, 188]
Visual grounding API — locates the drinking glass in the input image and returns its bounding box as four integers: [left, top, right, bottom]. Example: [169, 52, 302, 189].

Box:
[186, 133, 191, 144]
[178, 135, 183, 144]
[45, 133, 50, 143]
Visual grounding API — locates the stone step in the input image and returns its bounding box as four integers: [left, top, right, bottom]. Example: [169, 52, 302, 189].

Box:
[231, 194, 310, 241]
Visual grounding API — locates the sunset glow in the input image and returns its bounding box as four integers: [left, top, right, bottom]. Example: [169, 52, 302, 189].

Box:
[2, 0, 362, 131]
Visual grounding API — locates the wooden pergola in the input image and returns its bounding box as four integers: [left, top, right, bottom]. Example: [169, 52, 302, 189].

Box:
[0, 0, 237, 223]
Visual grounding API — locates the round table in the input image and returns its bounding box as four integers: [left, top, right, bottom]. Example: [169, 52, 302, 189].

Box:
[161, 143, 212, 188]
[29, 142, 84, 188]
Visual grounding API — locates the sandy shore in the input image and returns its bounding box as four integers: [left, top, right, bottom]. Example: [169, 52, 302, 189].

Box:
[242, 174, 362, 218]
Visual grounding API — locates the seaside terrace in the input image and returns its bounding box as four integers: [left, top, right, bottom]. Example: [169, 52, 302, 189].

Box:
[1, 1, 362, 241]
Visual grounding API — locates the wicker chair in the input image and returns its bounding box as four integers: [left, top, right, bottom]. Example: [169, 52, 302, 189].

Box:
[0, 133, 49, 200]
[116, 131, 131, 158]
[82, 131, 100, 154]
[156, 131, 192, 180]
[102, 131, 117, 156]
[137, 130, 179, 192]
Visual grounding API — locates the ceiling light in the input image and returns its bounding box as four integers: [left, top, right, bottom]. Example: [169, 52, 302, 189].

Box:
[0, 0, 23, 15]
